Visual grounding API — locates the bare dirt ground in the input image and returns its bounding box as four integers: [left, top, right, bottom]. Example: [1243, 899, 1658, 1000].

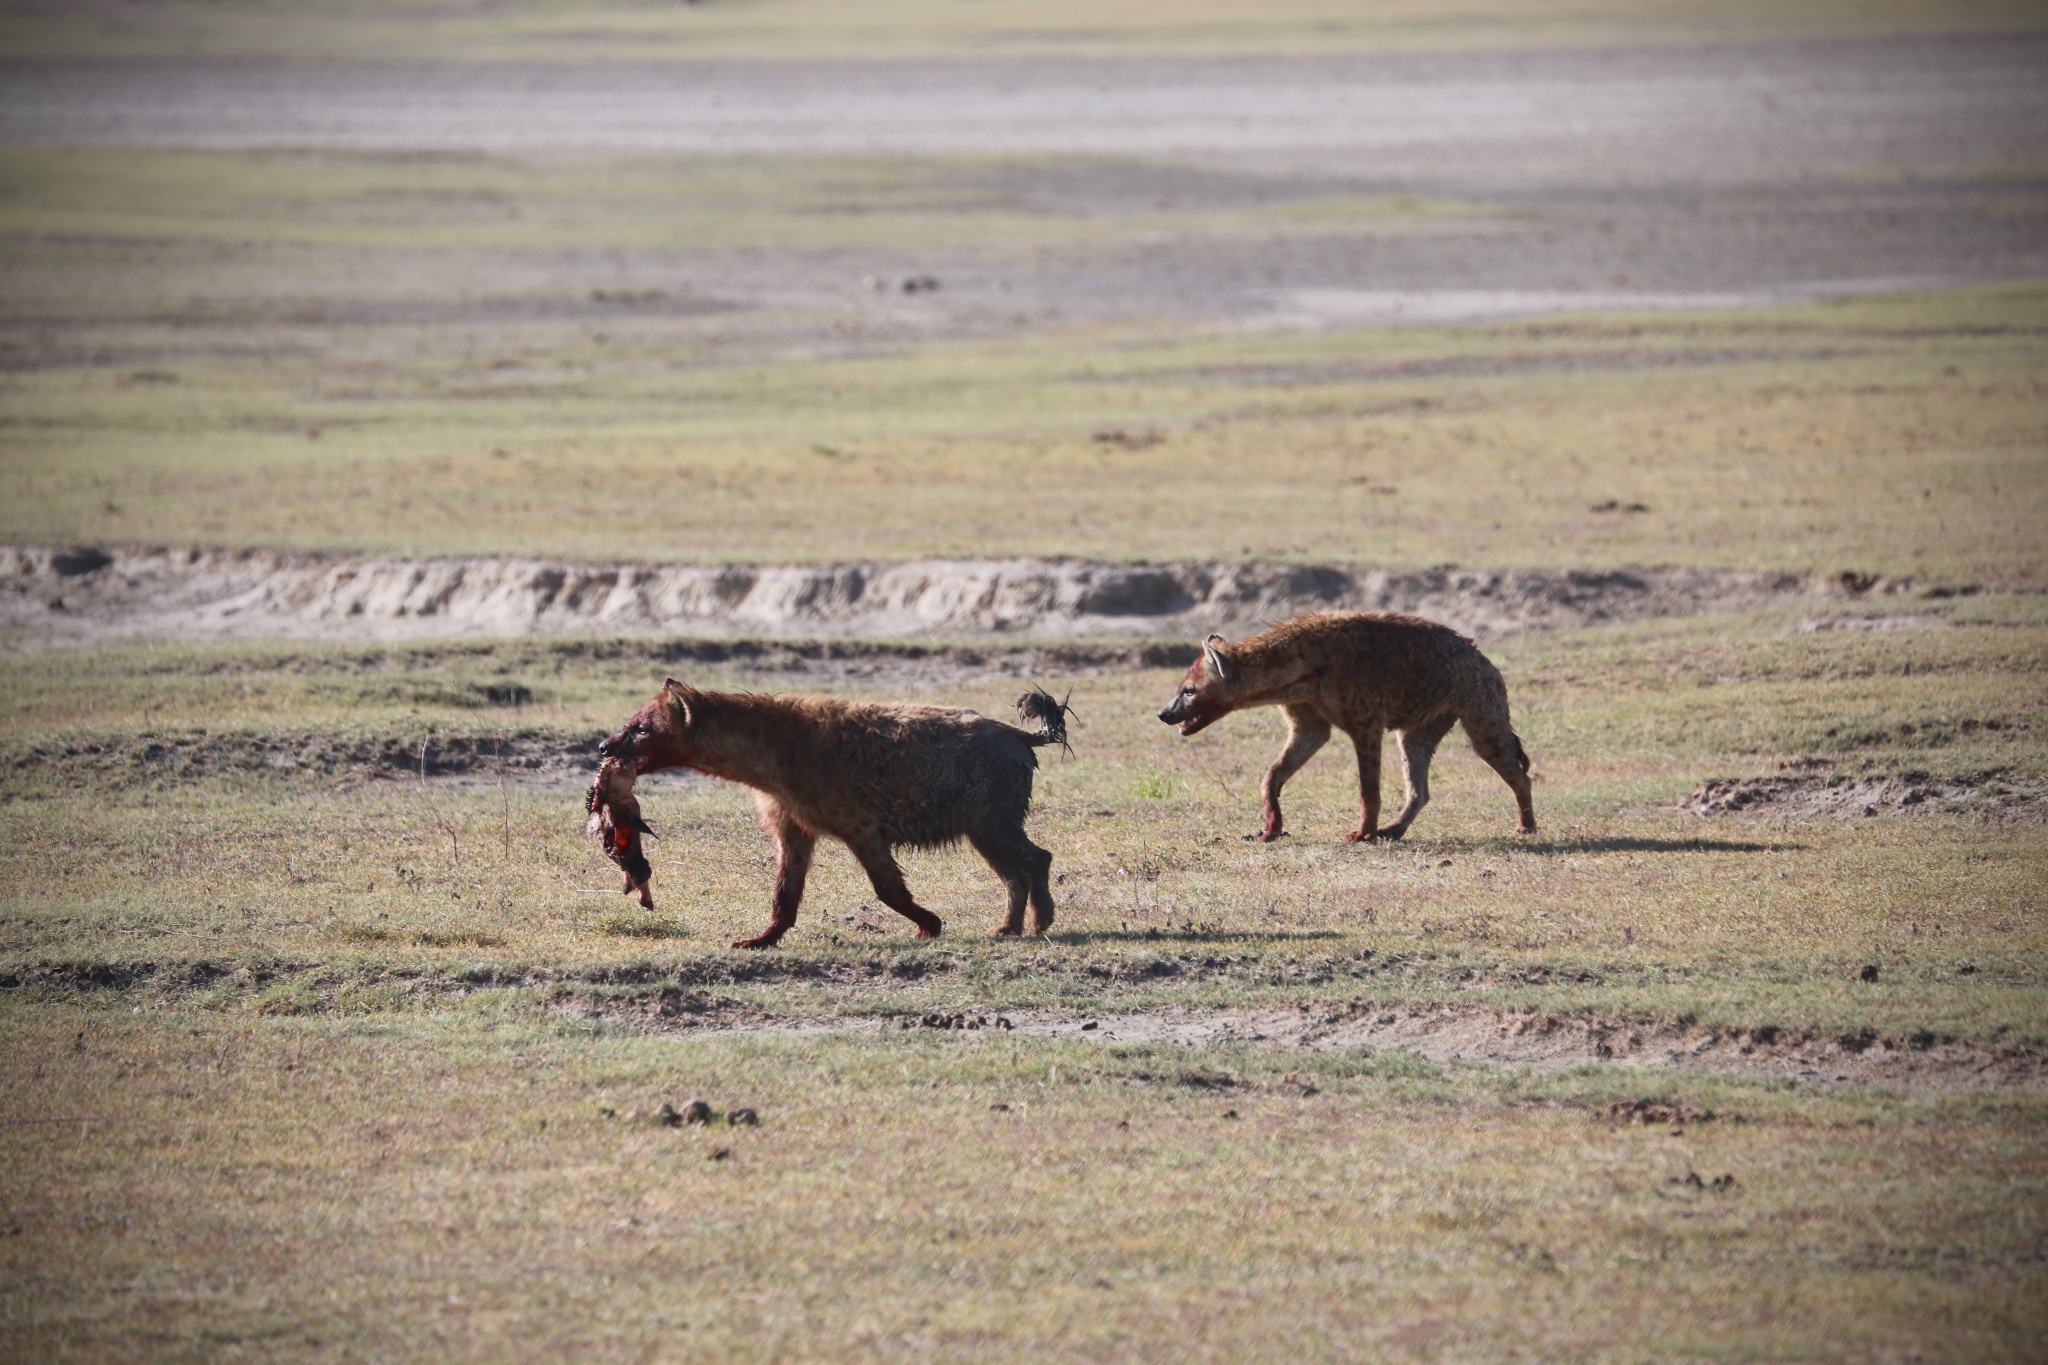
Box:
[3, 37, 2043, 341]
[13, 957, 2029, 1091]
[557, 995, 2048, 1091]
[0, 544, 1947, 650]
[1689, 770, 2048, 819]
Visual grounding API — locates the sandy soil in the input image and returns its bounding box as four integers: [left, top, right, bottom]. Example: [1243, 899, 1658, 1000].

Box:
[3, 37, 2043, 338]
[1689, 771, 2048, 820]
[13, 956, 2027, 1089]
[3, 544, 1938, 650]
[7, 42, 2040, 173]
[555, 995, 2046, 1092]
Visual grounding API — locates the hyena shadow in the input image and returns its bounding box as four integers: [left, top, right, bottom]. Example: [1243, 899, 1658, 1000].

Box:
[1417, 834, 1800, 857]
[1044, 928, 1347, 947]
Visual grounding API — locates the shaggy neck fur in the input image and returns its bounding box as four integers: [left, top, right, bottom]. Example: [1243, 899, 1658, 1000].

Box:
[1214, 620, 1327, 707]
[659, 687, 799, 788]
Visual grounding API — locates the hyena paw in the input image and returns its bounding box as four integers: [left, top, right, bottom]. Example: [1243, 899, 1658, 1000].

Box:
[732, 932, 783, 950]
[988, 923, 1024, 938]
[1242, 829, 1289, 843]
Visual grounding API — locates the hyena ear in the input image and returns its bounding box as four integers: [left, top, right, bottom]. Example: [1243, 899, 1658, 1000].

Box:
[662, 679, 693, 729]
[1202, 634, 1233, 685]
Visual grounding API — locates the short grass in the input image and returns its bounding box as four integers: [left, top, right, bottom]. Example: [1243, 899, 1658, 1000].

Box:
[4, 603, 2042, 1026]
[2, 0, 2040, 62]
[4, 146, 2046, 576]
[3, 603, 2045, 1356]
[2, 273, 2043, 579]
[5, 1007, 2044, 1363]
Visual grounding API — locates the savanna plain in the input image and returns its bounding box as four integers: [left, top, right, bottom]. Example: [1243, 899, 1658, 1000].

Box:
[4, 3, 2048, 1361]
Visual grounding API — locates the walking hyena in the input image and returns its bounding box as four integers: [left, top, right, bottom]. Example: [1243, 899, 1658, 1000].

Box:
[597, 680, 1063, 947]
[1156, 612, 1536, 842]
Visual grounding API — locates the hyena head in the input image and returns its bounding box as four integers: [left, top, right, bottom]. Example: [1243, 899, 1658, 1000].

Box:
[1157, 634, 1237, 736]
[598, 678, 698, 771]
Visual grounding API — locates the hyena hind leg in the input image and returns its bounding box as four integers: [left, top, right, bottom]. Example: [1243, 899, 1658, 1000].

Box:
[1380, 714, 1457, 841]
[1464, 713, 1537, 834]
[970, 828, 1055, 936]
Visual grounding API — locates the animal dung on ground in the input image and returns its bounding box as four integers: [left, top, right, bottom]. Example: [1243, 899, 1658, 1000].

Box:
[727, 1108, 759, 1127]
[904, 1012, 1007, 1030]
[1607, 1098, 1716, 1125]
[586, 757, 657, 909]
[681, 1099, 714, 1124]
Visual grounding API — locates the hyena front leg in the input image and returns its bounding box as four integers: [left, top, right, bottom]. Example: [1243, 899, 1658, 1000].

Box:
[1344, 722, 1386, 843]
[1252, 706, 1330, 842]
[736, 805, 815, 949]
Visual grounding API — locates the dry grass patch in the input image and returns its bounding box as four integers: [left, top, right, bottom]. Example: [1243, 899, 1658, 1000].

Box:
[2, 1007, 2044, 1361]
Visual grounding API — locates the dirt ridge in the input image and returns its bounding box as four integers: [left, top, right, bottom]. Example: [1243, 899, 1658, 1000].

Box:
[1690, 771, 2048, 819]
[7, 959, 2034, 1090]
[4, 545, 1942, 651]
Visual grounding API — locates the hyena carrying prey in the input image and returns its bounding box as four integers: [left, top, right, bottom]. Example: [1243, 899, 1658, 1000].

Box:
[597, 681, 1063, 948]
[1157, 612, 1536, 843]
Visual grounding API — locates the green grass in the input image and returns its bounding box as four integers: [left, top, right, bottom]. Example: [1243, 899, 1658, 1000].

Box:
[3, 0, 2041, 62]
[4, 41, 2048, 1348]
[3, 611, 2045, 1358]
[3, 603, 2042, 1035]
[5, 1005, 2044, 1362]
[4, 146, 2044, 575]
[0, 146, 1480, 255]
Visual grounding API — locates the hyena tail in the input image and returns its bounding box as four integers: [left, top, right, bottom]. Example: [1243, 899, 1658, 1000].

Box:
[1015, 687, 1077, 756]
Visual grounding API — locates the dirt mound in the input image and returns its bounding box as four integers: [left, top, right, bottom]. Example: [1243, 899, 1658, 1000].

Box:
[19, 957, 2036, 1090]
[3, 544, 1936, 651]
[1688, 771, 2047, 819]
[540, 996, 2048, 1091]
[987, 1004, 2047, 1090]
[1, 726, 613, 789]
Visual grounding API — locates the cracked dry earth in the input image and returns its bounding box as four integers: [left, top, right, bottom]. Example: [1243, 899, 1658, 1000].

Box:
[565, 996, 2048, 1092]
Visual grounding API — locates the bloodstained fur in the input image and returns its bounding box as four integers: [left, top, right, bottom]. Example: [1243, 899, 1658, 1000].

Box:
[600, 681, 1061, 948]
